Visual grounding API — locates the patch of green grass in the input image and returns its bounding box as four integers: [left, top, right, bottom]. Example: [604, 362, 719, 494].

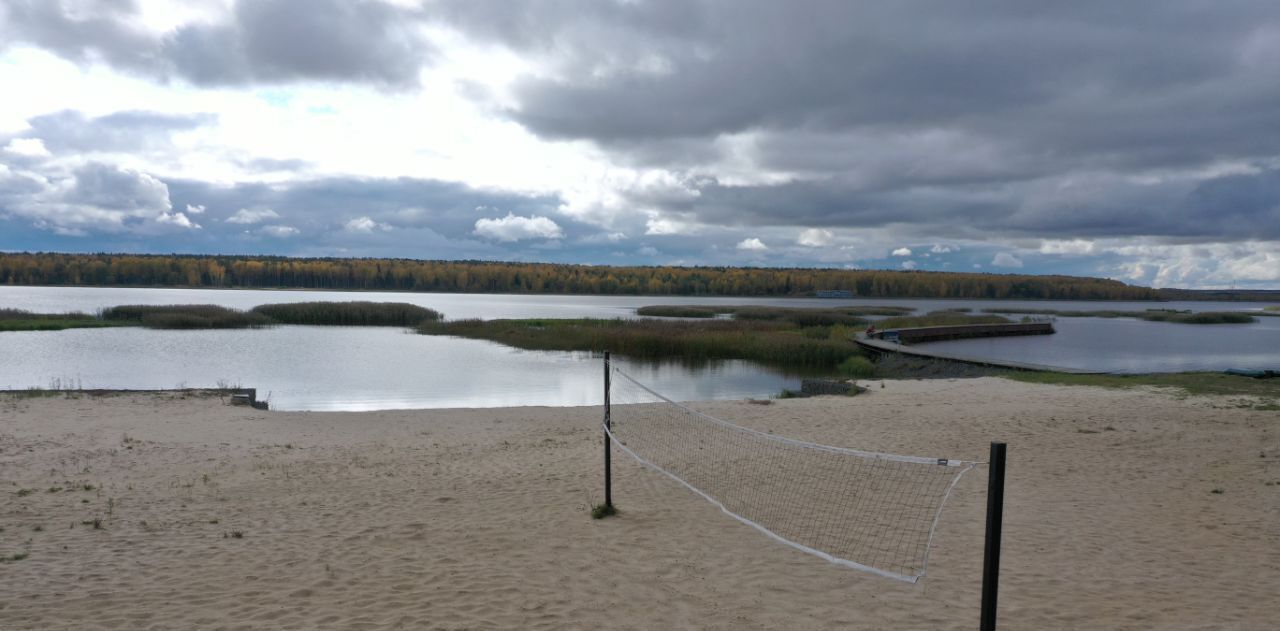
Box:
[250, 301, 442, 326]
[15, 488, 34, 497]
[838, 356, 877, 379]
[1003, 371, 1280, 402]
[1, 552, 29, 563]
[418, 317, 866, 368]
[591, 503, 618, 519]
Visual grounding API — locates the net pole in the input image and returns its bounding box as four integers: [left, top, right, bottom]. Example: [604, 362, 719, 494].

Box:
[603, 351, 612, 508]
[980, 442, 1007, 631]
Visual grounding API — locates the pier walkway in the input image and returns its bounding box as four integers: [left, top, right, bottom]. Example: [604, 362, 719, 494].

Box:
[855, 323, 1103, 374]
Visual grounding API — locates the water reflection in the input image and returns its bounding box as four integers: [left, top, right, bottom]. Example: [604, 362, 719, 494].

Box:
[0, 325, 810, 411]
[919, 316, 1280, 373]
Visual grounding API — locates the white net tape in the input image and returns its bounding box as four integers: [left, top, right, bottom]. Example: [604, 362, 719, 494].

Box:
[606, 367, 976, 583]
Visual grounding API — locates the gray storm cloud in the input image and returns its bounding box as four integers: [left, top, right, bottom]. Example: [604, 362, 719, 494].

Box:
[2, 1, 1279, 285]
[0, 0, 432, 87]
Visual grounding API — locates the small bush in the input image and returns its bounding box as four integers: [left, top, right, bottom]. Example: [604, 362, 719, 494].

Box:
[838, 356, 877, 379]
[591, 503, 618, 519]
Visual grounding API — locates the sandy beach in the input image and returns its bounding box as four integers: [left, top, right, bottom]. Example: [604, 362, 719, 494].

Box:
[1, 378, 1277, 630]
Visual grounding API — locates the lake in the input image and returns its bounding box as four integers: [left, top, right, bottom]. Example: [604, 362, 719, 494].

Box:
[1, 286, 1277, 409]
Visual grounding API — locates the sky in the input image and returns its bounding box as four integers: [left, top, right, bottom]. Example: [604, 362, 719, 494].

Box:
[1, 1, 1279, 288]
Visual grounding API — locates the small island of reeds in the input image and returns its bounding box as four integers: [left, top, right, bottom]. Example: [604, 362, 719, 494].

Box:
[417, 307, 1013, 377]
[636, 305, 914, 321]
[250, 302, 442, 326]
[0, 309, 126, 332]
[3, 301, 445, 332]
[101, 305, 276, 329]
[980, 308, 1257, 324]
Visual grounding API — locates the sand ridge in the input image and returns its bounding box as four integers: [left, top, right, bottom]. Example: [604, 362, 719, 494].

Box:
[1, 378, 1277, 629]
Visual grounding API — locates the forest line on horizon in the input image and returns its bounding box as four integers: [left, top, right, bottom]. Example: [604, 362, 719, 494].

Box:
[0, 252, 1267, 301]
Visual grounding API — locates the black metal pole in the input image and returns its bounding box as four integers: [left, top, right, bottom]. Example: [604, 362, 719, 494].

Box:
[980, 441, 1007, 631]
[603, 351, 612, 508]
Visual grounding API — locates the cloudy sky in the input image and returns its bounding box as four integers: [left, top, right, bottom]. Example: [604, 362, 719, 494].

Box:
[2, 1, 1279, 288]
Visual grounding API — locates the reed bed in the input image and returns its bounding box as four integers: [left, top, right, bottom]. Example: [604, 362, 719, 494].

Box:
[418, 318, 866, 368]
[0, 309, 122, 331]
[100, 305, 275, 329]
[636, 304, 912, 326]
[1139, 311, 1256, 324]
[980, 307, 1257, 324]
[251, 301, 442, 326]
[874, 312, 1011, 329]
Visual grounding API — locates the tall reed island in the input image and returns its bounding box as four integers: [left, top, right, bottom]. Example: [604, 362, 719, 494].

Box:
[416, 306, 1012, 379]
[0, 302, 442, 331]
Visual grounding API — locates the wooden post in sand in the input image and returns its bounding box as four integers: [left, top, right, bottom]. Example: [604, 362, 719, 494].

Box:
[980, 441, 1007, 631]
[603, 351, 612, 509]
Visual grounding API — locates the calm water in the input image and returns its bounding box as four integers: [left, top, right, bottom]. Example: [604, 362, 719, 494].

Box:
[919, 316, 1280, 373]
[1, 286, 1277, 409]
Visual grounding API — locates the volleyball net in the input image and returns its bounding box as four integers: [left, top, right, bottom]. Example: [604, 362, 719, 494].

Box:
[604, 364, 979, 583]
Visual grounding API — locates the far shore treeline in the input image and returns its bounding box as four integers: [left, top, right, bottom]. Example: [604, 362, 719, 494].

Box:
[0, 252, 1167, 300]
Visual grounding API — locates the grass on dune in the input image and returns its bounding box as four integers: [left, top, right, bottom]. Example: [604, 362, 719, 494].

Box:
[418, 318, 867, 368]
[251, 301, 443, 326]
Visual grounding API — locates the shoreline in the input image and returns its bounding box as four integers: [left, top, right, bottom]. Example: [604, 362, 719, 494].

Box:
[2, 379, 1277, 628]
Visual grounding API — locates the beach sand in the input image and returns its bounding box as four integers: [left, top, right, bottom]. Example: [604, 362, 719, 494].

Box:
[1, 378, 1277, 630]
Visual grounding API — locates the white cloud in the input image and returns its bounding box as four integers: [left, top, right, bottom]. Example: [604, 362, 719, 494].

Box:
[638, 245, 659, 257]
[156, 210, 200, 230]
[991, 252, 1024, 268]
[227, 207, 280, 224]
[261, 225, 299, 237]
[901, 260, 917, 270]
[344, 216, 392, 233]
[473, 213, 563, 241]
[930, 244, 953, 254]
[579, 231, 628, 244]
[891, 247, 912, 256]
[4, 138, 51, 158]
[736, 237, 768, 251]
[645, 215, 700, 236]
[797, 228, 833, 247]
[1039, 239, 1096, 255]
[185, 204, 206, 214]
